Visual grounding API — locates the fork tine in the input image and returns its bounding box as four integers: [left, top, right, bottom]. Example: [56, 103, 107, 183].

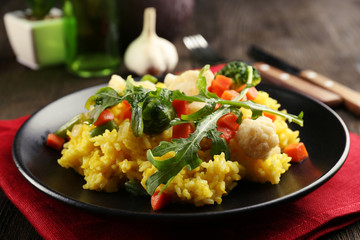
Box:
[183, 34, 208, 50]
[192, 34, 209, 48]
[183, 34, 226, 65]
[183, 36, 195, 50]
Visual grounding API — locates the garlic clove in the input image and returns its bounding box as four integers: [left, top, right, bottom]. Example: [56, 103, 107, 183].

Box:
[157, 38, 178, 72]
[124, 7, 178, 76]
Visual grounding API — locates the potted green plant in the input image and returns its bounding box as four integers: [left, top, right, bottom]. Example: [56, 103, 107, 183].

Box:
[4, 0, 65, 69]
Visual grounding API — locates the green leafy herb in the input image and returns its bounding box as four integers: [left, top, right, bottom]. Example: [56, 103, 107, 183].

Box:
[86, 76, 151, 136]
[173, 66, 304, 126]
[145, 65, 304, 194]
[120, 77, 153, 136]
[142, 88, 176, 134]
[85, 87, 122, 123]
[86, 76, 176, 137]
[145, 106, 230, 195]
[84, 63, 304, 195]
[124, 179, 149, 196]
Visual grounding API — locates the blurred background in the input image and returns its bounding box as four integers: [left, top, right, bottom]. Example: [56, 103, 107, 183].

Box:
[2, 0, 360, 78]
[1, 0, 360, 121]
[1, 0, 359, 71]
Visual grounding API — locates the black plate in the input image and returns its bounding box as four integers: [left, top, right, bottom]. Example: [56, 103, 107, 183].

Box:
[12, 82, 350, 220]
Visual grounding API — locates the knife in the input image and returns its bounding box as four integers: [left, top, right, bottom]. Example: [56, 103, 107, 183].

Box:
[248, 45, 360, 115]
[251, 61, 342, 106]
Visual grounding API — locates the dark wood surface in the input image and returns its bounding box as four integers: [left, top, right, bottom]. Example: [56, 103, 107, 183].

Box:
[1, 0, 360, 239]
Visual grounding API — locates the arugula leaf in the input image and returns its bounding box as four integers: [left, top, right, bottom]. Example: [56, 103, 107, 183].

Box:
[171, 65, 304, 126]
[180, 99, 217, 121]
[218, 99, 304, 126]
[85, 77, 152, 137]
[85, 87, 122, 123]
[83, 64, 304, 195]
[120, 77, 152, 137]
[145, 65, 304, 194]
[86, 76, 178, 137]
[145, 107, 230, 195]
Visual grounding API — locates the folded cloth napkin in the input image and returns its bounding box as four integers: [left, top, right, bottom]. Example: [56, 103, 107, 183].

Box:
[1, 117, 360, 238]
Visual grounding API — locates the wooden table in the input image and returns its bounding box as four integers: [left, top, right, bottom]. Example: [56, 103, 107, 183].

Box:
[1, 0, 360, 239]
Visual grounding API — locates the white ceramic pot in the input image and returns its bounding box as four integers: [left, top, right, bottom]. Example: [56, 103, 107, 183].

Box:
[4, 8, 65, 70]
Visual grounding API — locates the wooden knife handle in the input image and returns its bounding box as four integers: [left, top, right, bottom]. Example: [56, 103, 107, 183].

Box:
[299, 70, 360, 115]
[252, 62, 342, 106]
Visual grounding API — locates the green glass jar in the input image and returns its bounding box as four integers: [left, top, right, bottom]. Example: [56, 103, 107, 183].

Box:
[63, 0, 121, 78]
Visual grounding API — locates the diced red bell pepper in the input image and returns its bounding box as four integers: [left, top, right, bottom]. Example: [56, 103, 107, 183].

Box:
[235, 84, 246, 92]
[172, 123, 195, 139]
[245, 87, 258, 100]
[217, 112, 239, 131]
[236, 85, 258, 101]
[151, 190, 172, 211]
[263, 112, 277, 122]
[208, 75, 233, 97]
[217, 126, 237, 143]
[172, 100, 189, 118]
[284, 142, 309, 162]
[122, 100, 132, 120]
[216, 113, 240, 143]
[46, 133, 66, 151]
[94, 109, 114, 126]
[221, 90, 240, 100]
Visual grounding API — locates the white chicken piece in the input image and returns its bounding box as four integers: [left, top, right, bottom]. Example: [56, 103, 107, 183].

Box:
[235, 116, 279, 159]
[188, 102, 206, 114]
[108, 75, 126, 93]
[108, 74, 157, 94]
[164, 69, 214, 113]
[164, 69, 214, 96]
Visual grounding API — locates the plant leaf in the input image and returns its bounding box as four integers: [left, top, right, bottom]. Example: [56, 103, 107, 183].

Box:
[181, 100, 216, 121]
[86, 87, 122, 122]
[145, 107, 230, 195]
[121, 78, 152, 136]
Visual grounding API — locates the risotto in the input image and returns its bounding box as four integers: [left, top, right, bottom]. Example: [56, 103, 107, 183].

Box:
[49, 62, 306, 210]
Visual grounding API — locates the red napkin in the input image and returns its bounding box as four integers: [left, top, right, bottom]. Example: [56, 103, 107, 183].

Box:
[1, 117, 360, 239]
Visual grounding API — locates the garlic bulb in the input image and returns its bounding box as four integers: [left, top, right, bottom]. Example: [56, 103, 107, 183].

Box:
[124, 7, 179, 76]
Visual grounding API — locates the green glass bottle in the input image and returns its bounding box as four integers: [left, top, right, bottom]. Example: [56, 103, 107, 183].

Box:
[63, 0, 120, 78]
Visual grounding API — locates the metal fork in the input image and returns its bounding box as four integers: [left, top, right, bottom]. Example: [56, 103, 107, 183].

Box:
[183, 34, 226, 65]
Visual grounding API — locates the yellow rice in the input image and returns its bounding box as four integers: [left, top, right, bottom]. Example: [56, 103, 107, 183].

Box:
[58, 86, 300, 206]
